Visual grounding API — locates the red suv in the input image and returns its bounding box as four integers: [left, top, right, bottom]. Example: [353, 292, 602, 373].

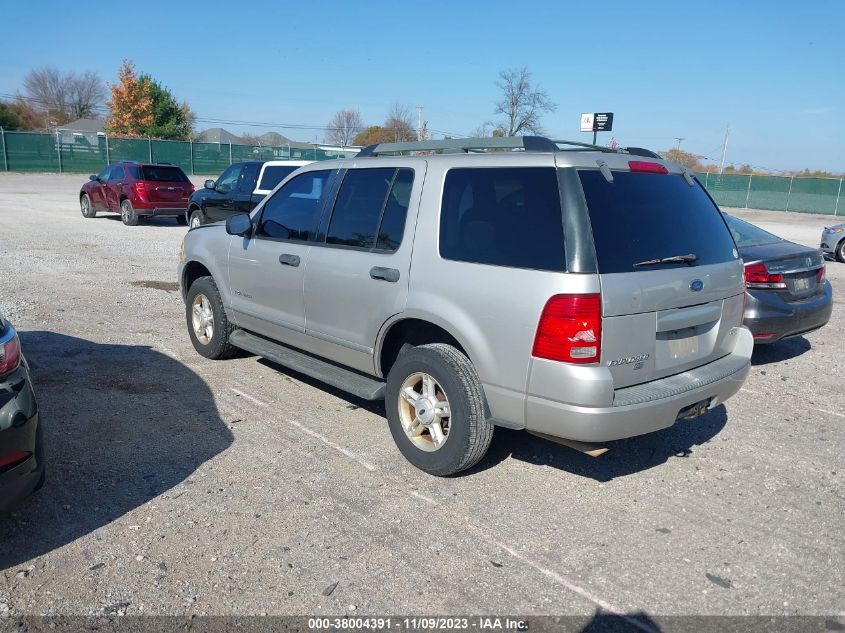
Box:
[79, 162, 195, 226]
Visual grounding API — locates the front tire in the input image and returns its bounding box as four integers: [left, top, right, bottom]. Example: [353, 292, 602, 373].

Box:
[189, 209, 204, 229]
[80, 194, 96, 218]
[836, 239, 845, 264]
[385, 343, 493, 476]
[120, 199, 139, 226]
[186, 276, 238, 360]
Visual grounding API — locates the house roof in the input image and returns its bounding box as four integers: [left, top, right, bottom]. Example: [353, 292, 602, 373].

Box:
[60, 118, 105, 133]
[194, 127, 242, 144]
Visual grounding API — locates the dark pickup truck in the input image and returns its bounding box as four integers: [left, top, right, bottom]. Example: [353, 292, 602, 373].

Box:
[185, 160, 311, 227]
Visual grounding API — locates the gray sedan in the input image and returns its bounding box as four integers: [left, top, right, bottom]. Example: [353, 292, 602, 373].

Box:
[820, 222, 845, 262]
[723, 214, 833, 344]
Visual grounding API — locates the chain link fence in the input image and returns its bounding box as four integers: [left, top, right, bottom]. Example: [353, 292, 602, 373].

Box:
[0, 130, 841, 215]
[695, 172, 842, 215]
[0, 130, 356, 177]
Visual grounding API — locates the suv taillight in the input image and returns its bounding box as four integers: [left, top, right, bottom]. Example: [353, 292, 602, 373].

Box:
[0, 331, 21, 377]
[133, 181, 148, 200]
[744, 262, 786, 289]
[532, 294, 602, 364]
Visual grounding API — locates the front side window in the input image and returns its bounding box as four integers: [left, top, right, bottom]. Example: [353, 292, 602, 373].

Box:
[109, 165, 125, 181]
[439, 167, 566, 271]
[215, 164, 242, 193]
[257, 170, 332, 241]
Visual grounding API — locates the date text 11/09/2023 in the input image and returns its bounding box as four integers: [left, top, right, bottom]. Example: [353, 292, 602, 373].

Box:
[308, 617, 529, 630]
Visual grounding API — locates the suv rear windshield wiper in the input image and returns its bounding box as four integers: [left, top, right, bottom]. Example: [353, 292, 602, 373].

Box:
[633, 253, 698, 267]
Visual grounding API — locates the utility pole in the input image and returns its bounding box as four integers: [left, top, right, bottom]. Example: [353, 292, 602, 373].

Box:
[718, 124, 730, 175]
[416, 106, 423, 141]
[674, 137, 685, 150]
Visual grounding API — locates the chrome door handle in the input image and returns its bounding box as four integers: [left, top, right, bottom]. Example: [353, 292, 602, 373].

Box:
[370, 267, 400, 282]
[279, 254, 300, 267]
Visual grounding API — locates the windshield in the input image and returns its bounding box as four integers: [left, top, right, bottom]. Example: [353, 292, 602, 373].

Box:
[722, 213, 783, 248]
[141, 165, 189, 182]
[578, 170, 739, 273]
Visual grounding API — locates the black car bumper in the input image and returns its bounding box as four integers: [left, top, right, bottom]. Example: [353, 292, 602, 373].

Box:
[743, 281, 833, 344]
[0, 361, 43, 513]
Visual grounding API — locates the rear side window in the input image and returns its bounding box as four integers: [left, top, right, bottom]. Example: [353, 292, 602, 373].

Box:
[141, 165, 189, 182]
[326, 168, 413, 251]
[579, 171, 738, 274]
[258, 165, 299, 191]
[439, 167, 565, 271]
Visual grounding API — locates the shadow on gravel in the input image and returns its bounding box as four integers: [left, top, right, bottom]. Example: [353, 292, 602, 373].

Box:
[579, 610, 662, 632]
[476, 406, 728, 482]
[750, 336, 812, 366]
[0, 331, 232, 570]
[99, 215, 183, 228]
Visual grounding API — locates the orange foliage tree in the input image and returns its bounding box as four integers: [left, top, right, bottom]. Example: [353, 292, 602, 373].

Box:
[105, 60, 153, 137]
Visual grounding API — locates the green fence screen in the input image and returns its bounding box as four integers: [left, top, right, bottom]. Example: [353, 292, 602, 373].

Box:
[0, 130, 357, 179]
[1, 130, 841, 215]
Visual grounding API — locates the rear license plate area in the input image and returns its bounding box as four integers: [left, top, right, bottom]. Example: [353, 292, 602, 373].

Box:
[677, 399, 711, 421]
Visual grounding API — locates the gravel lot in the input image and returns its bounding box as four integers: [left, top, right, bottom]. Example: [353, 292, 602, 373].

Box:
[0, 174, 842, 622]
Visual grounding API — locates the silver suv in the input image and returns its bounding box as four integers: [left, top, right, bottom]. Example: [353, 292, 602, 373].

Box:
[178, 136, 753, 476]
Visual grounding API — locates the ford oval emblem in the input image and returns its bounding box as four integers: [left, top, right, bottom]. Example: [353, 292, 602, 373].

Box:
[690, 279, 704, 292]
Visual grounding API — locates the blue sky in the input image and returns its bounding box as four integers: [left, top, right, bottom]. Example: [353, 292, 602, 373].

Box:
[2, 1, 842, 171]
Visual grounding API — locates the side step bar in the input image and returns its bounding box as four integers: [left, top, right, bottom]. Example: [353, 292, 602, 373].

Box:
[229, 329, 386, 401]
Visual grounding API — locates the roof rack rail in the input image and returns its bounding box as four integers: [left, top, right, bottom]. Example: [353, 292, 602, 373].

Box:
[356, 135, 560, 156]
[356, 135, 660, 159]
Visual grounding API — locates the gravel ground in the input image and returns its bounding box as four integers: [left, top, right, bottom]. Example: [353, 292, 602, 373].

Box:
[0, 174, 842, 621]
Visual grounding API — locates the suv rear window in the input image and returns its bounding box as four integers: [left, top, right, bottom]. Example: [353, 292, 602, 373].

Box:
[258, 165, 299, 191]
[440, 167, 565, 271]
[141, 165, 189, 182]
[579, 170, 737, 274]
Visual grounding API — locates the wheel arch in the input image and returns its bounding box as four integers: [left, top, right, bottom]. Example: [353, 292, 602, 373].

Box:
[376, 315, 474, 379]
[181, 260, 214, 301]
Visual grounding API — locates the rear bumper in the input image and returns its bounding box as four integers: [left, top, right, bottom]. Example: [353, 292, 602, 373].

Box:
[744, 282, 833, 343]
[0, 363, 43, 512]
[523, 327, 753, 443]
[138, 206, 188, 217]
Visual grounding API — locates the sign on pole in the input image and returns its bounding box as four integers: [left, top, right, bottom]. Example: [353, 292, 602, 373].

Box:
[580, 113, 595, 132]
[580, 112, 613, 144]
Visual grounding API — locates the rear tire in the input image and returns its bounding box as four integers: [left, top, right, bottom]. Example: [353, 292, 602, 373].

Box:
[186, 276, 238, 360]
[80, 194, 96, 218]
[836, 239, 845, 264]
[120, 199, 139, 226]
[385, 343, 493, 476]
[189, 209, 204, 229]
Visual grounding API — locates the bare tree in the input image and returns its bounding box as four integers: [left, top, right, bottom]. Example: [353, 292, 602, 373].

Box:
[23, 66, 105, 125]
[384, 103, 416, 142]
[325, 108, 363, 146]
[493, 67, 556, 136]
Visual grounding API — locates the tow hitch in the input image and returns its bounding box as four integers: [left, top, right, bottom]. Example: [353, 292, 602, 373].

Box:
[677, 399, 711, 421]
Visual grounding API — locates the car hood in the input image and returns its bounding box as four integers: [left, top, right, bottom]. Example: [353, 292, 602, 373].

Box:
[824, 222, 845, 231]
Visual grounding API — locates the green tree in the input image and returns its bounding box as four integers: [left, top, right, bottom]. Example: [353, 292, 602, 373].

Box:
[138, 75, 195, 140]
[0, 102, 22, 129]
[662, 148, 703, 170]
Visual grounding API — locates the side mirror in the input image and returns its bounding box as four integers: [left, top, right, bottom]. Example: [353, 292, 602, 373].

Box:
[226, 213, 253, 237]
[204, 179, 216, 190]
[89, 175, 98, 181]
